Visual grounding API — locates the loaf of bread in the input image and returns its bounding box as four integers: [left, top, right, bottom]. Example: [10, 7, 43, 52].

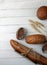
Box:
[10, 40, 47, 65]
[37, 6, 47, 20]
[25, 34, 46, 44]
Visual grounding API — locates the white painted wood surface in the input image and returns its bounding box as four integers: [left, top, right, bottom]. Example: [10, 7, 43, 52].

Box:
[0, 0, 47, 65]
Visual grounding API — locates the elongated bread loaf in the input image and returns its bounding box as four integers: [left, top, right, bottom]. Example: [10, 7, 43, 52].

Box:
[10, 40, 47, 65]
[25, 34, 46, 44]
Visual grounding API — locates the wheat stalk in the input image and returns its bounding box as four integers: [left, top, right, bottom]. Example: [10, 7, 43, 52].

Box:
[29, 19, 47, 33]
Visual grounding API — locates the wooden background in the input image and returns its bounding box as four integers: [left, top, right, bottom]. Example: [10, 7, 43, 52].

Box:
[0, 0, 47, 65]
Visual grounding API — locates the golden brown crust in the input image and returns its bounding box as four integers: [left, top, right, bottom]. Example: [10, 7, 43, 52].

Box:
[37, 6, 47, 20]
[25, 34, 46, 44]
[10, 40, 47, 65]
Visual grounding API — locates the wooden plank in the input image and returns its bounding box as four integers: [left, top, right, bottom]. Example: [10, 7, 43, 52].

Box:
[0, 0, 47, 9]
[0, 58, 35, 65]
[0, 17, 47, 26]
[0, 9, 36, 17]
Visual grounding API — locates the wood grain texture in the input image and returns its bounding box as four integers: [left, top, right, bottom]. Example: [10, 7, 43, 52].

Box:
[0, 0, 47, 65]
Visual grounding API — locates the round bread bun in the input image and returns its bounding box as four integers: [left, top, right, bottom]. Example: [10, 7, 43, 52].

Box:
[37, 6, 47, 20]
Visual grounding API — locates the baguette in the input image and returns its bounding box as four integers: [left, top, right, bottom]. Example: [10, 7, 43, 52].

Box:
[10, 40, 47, 65]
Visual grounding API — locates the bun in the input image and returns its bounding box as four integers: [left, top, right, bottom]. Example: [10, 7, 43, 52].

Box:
[37, 6, 47, 20]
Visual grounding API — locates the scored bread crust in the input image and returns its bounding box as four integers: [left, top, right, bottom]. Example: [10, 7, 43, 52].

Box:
[25, 34, 46, 44]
